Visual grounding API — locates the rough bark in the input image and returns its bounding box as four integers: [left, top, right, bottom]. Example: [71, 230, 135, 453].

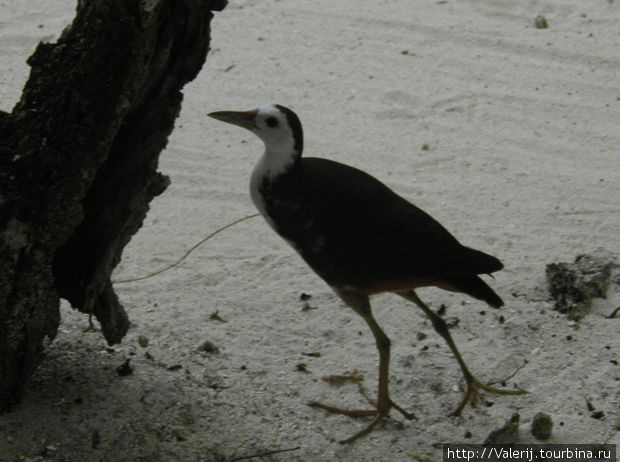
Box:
[0, 0, 226, 411]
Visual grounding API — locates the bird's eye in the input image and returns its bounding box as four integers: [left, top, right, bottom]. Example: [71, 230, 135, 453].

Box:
[265, 117, 279, 128]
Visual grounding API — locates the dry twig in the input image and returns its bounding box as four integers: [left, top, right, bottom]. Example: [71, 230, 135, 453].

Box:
[113, 214, 259, 284]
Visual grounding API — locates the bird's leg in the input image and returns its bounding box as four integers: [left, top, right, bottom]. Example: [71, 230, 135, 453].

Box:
[399, 290, 526, 416]
[308, 289, 414, 444]
[81, 313, 98, 332]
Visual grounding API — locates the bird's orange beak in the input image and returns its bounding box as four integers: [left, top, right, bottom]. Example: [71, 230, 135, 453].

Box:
[208, 109, 258, 130]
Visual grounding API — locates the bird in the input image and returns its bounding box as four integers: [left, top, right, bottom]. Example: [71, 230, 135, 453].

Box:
[208, 104, 525, 443]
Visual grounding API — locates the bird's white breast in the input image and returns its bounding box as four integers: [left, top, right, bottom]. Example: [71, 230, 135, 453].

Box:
[250, 146, 296, 212]
[249, 151, 311, 253]
[249, 154, 274, 228]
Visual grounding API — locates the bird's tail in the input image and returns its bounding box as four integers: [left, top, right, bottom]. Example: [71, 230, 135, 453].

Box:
[450, 276, 504, 308]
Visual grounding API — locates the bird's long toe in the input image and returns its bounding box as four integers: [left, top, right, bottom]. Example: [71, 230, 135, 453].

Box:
[450, 376, 527, 416]
[308, 398, 414, 443]
[307, 401, 376, 418]
[390, 400, 416, 420]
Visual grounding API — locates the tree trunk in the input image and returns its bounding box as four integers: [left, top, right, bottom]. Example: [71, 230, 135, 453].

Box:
[0, 0, 227, 411]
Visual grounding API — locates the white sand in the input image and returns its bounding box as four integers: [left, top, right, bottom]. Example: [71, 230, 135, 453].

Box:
[1, 1, 619, 460]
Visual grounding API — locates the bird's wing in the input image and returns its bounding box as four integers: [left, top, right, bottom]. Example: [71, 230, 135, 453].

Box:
[297, 158, 502, 285]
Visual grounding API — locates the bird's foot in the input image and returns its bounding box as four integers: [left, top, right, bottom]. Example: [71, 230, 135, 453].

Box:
[450, 375, 527, 417]
[308, 399, 415, 444]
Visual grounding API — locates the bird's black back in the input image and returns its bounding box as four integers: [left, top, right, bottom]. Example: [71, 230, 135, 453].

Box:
[259, 157, 503, 292]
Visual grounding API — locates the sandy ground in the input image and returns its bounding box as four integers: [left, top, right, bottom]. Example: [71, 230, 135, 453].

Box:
[1, 0, 620, 461]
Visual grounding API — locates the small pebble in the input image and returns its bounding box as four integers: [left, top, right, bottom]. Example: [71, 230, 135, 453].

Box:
[116, 359, 133, 377]
[296, 363, 308, 372]
[535, 15, 549, 29]
[172, 427, 187, 442]
[198, 340, 220, 354]
[484, 413, 520, 445]
[531, 412, 553, 440]
[138, 335, 149, 348]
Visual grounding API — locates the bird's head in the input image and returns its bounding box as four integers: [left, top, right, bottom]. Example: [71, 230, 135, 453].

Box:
[208, 104, 304, 159]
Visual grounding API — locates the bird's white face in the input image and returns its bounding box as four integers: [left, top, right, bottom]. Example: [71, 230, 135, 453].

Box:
[251, 104, 297, 157]
[209, 103, 304, 179]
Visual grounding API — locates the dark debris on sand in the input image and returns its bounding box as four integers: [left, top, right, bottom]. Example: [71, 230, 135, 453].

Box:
[546, 254, 616, 320]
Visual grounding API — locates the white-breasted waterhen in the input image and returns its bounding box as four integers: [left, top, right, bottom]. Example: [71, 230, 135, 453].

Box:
[208, 104, 525, 443]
